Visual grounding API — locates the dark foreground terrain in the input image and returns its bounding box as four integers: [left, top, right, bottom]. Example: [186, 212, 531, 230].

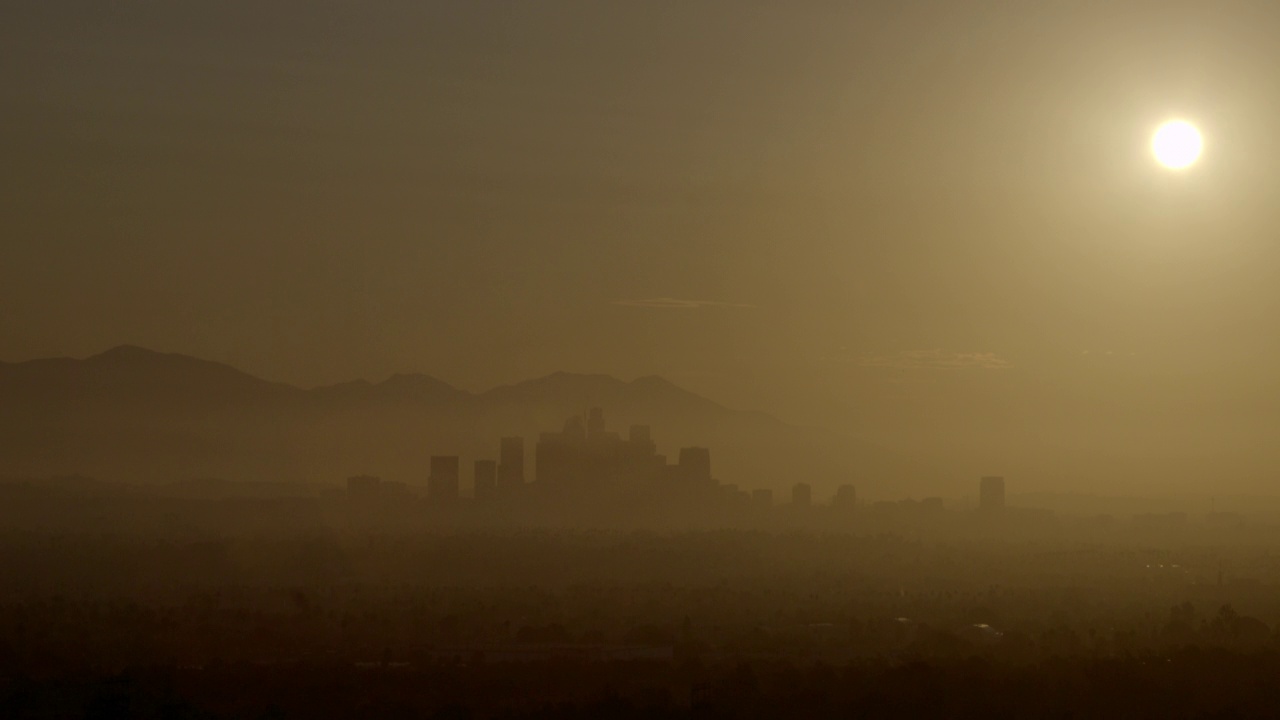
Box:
[6, 487, 1280, 717]
[9, 650, 1280, 719]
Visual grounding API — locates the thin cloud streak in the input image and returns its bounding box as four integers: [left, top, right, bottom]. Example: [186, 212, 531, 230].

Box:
[612, 298, 756, 310]
[854, 350, 1012, 370]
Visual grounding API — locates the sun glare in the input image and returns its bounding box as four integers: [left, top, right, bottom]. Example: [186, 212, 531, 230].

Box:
[1151, 120, 1203, 170]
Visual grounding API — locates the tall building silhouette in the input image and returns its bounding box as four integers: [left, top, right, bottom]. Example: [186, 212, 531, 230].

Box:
[474, 459, 497, 502]
[534, 409, 689, 496]
[979, 476, 1005, 511]
[678, 447, 712, 485]
[347, 475, 381, 501]
[629, 424, 654, 452]
[429, 456, 460, 503]
[498, 437, 525, 493]
[538, 412, 623, 489]
[536, 417, 586, 489]
[832, 484, 857, 510]
[792, 482, 812, 507]
[587, 407, 606, 438]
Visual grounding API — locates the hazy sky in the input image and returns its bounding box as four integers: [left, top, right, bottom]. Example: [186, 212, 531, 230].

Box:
[5, 1, 1280, 480]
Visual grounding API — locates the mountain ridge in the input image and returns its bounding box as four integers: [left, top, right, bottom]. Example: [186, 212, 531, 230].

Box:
[0, 345, 924, 494]
[7, 346, 721, 404]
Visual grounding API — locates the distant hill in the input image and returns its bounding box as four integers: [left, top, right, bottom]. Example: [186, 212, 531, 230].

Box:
[0, 346, 930, 496]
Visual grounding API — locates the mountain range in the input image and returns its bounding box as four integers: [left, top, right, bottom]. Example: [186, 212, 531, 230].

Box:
[0, 346, 930, 495]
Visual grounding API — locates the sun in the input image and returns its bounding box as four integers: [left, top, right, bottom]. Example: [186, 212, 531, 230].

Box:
[1151, 120, 1203, 170]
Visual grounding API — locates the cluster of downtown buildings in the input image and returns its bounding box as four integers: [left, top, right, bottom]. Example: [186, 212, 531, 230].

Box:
[347, 408, 730, 509]
[347, 408, 1009, 514]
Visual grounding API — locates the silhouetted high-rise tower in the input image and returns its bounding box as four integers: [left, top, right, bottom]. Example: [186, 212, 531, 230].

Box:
[587, 407, 606, 438]
[474, 459, 497, 502]
[429, 456, 460, 503]
[833, 484, 857, 510]
[498, 437, 525, 493]
[346, 475, 381, 502]
[752, 488, 773, 508]
[792, 482, 812, 507]
[678, 447, 712, 485]
[979, 476, 1005, 511]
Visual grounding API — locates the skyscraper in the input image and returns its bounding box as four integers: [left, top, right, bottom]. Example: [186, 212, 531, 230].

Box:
[752, 488, 773, 509]
[628, 425, 651, 443]
[979, 476, 1005, 511]
[832, 484, 857, 510]
[678, 447, 712, 485]
[346, 475, 381, 502]
[792, 482, 812, 507]
[474, 459, 497, 502]
[499, 437, 525, 493]
[429, 456, 460, 503]
[587, 407, 606, 438]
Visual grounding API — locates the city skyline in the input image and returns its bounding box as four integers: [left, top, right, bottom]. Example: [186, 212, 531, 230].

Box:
[5, 341, 1278, 497]
[7, 3, 1280, 716]
[7, 3, 1280, 501]
[348, 405, 1011, 517]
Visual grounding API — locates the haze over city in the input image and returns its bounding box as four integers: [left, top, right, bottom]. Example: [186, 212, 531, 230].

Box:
[5, 2, 1280, 718]
[7, 2, 1280, 496]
